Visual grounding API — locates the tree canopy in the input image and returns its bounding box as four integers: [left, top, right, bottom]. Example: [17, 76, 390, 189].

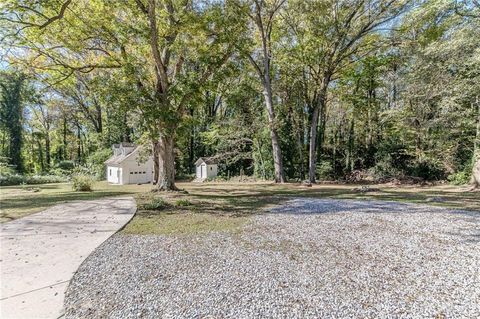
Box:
[0, 0, 479, 188]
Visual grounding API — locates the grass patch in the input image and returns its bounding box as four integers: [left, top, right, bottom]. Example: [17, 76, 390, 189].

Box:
[138, 197, 170, 210]
[0, 181, 152, 222]
[122, 212, 247, 236]
[125, 192, 250, 236]
[175, 199, 192, 207]
[1, 180, 478, 226]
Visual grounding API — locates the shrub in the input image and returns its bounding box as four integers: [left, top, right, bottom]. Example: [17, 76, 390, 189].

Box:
[447, 170, 471, 185]
[0, 174, 67, 186]
[139, 198, 169, 210]
[369, 156, 404, 180]
[408, 159, 445, 181]
[0, 174, 23, 186]
[86, 148, 112, 180]
[0, 161, 16, 176]
[25, 175, 66, 184]
[56, 160, 75, 171]
[316, 161, 335, 180]
[175, 199, 192, 207]
[72, 174, 94, 191]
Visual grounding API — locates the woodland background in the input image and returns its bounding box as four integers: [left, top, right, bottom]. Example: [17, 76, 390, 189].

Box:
[0, 0, 479, 188]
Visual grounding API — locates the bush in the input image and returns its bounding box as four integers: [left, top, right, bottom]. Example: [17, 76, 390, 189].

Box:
[56, 160, 75, 170]
[316, 161, 335, 180]
[139, 198, 169, 210]
[86, 148, 112, 180]
[72, 174, 94, 191]
[0, 160, 16, 176]
[0, 173, 67, 186]
[369, 156, 404, 180]
[447, 170, 471, 185]
[175, 199, 192, 207]
[408, 159, 445, 181]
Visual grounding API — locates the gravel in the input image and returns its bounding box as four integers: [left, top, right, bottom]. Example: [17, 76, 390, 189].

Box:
[64, 199, 480, 318]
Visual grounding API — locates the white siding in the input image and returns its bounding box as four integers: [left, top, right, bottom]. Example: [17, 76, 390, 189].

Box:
[195, 162, 218, 179]
[107, 166, 122, 184]
[207, 164, 218, 178]
[122, 154, 153, 184]
[107, 149, 153, 185]
[196, 165, 201, 179]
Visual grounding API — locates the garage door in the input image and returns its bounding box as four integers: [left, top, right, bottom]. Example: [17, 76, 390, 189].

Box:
[129, 171, 147, 184]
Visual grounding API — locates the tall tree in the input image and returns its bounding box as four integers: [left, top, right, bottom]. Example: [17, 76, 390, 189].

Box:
[0, 72, 25, 172]
[3, 0, 244, 190]
[286, 0, 410, 182]
[239, 0, 287, 183]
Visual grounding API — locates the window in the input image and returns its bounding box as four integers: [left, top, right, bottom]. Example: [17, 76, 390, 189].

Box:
[130, 172, 133, 175]
[210, 167, 212, 171]
[109, 169, 112, 176]
[143, 171, 146, 174]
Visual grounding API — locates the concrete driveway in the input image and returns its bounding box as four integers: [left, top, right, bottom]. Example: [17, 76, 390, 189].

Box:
[0, 197, 136, 319]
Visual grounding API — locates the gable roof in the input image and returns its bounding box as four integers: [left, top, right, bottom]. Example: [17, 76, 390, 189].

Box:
[105, 145, 150, 165]
[113, 142, 135, 148]
[195, 157, 218, 166]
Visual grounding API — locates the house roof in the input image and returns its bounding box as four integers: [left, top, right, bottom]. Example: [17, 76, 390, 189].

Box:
[113, 142, 135, 148]
[105, 145, 141, 165]
[195, 157, 218, 166]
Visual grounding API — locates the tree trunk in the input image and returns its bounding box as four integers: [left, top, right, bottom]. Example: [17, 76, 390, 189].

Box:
[155, 133, 177, 191]
[262, 80, 285, 183]
[296, 130, 305, 181]
[152, 140, 159, 185]
[36, 136, 44, 172]
[189, 107, 195, 174]
[346, 118, 355, 173]
[308, 89, 327, 183]
[309, 105, 320, 183]
[45, 130, 51, 171]
[63, 116, 68, 160]
[471, 97, 480, 188]
[77, 125, 82, 163]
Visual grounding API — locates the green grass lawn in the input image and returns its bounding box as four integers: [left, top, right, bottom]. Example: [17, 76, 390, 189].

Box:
[1, 181, 479, 230]
[126, 182, 480, 236]
[0, 182, 152, 222]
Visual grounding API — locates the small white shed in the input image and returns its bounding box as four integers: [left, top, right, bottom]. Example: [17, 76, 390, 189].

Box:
[105, 143, 153, 185]
[195, 157, 218, 180]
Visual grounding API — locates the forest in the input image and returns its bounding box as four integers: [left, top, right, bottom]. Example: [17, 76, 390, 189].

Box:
[0, 0, 479, 190]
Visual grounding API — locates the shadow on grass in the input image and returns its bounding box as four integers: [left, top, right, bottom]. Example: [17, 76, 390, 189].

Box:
[1, 191, 134, 210]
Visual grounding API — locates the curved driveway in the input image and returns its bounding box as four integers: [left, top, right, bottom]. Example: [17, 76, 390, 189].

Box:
[0, 197, 136, 319]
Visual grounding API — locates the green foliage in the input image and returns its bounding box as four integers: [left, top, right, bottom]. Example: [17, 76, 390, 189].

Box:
[85, 149, 112, 180]
[71, 174, 94, 192]
[0, 174, 67, 186]
[0, 0, 478, 185]
[175, 199, 192, 207]
[0, 71, 26, 172]
[56, 160, 75, 170]
[447, 171, 471, 185]
[316, 161, 335, 181]
[139, 198, 169, 211]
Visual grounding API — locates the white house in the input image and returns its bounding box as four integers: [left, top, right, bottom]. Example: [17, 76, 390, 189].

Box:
[195, 157, 218, 180]
[105, 143, 153, 185]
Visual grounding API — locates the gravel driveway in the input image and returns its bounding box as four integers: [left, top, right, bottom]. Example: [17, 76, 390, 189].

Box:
[64, 199, 480, 318]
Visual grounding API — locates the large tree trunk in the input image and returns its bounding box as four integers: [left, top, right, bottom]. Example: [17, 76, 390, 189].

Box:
[308, 89, 327, 183]
[155, 133, 177, 191]
[471, 97, 480, 188]
[309, 104, 320, 183]
[262, 79, 285, 183]
[152, 140, 160, 185]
